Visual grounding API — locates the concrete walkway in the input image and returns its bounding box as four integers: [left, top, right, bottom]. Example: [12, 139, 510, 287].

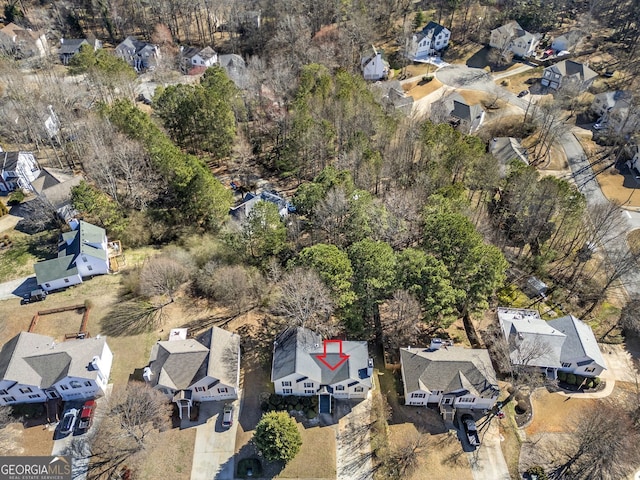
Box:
[335, 396, 374, 480]
[190, 399, 240, 480]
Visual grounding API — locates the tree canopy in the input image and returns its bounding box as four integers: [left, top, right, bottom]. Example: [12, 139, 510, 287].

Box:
[253, 412, 302, 464]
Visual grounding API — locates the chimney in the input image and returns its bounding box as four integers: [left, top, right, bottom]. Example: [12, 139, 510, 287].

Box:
[91, 356, 101, 371]
[143, 367, 153, 382]
[367, 358, 374, 377]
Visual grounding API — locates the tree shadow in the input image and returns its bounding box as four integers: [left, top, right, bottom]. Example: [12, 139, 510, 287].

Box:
[99, 300, 161, 336]
[466, 46, 492, 69]
[218, 441, 284, 479]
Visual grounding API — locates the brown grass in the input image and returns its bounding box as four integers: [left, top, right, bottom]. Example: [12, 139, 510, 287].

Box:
[137, 427, 196, 480]
[277, 422, 337, 479]
[404, 78, 444, 101]
[525, 389, 596, 436]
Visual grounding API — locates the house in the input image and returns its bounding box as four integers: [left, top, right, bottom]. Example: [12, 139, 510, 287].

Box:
[371, 80, 414, 115]
[218, 53, 248, 88]
[400, 340, 499, 422]
[591, 91, 639, 134]
[30, 170, 84, 222]
[489, 21, 541, 58]
[407, 21, 451, 60]
[551, 30, 583, 53]
[0, 23, 48, 59]
[180, 45, 218, 72]
[0, 150, 41, 193]
[361, 47, 389, 81]
[490, 137, 529, 176]
[115, 36, 160, 71]
[59, 37, 101, 65]
[34, 220, 110, 292]
[230, 191, 292, 222]
[271, 327, 373, 413]
[434, 92, 485, 134]
[541, 60, 597, 91]
[0, 332, 112, 406]
[144, 327, 240, 419]
[497, 307, 606, 379]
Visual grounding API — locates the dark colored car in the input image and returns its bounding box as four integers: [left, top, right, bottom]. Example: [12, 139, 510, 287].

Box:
[77, 400, 96, 431]
[517, 90, 530, 98]
[461, 414, 480, 447]
[222, 403, 233, 428]
[60, 408, 79, 435]
[24, 289, 47, 304]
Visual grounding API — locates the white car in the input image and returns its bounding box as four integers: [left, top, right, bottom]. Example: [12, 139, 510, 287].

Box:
[60, 408, 79, 435]
[594, 122, 608, 130]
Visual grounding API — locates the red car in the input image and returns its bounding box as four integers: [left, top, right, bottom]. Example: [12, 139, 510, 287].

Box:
[77, 400, 96, 431]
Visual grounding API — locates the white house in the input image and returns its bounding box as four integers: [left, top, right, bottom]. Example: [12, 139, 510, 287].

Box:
[361, 47, 389, 81]
[192, 46, 217, 67]
[434, 92, 485, 134]
[271, 327, 373, 413]
[551, 30, 583, 53]
[407, 21, 451, 60]
[490, 21, 540, 58]
[400, 340, 499, 422]
[0, 332, 112, 406]
[0, 150, 41, 193]
[229, 191, 292, 222]
[541, 60, 597, 91]
[497, 307, 606, 379]
[145, 327, 241, 419]
[591, 91, 639, 134]
[34, 220, 110, 292]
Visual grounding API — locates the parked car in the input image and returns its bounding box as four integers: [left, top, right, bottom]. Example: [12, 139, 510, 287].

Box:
[77, 400, 96, 431]
[556, 50, 571, 57]
[594, 121, 608, 130]
[24, 289, 47, 304]
[517, 90, 530, 98]
[222, 403, 233, 428]
[461, 414, 480, 447]
[60, 408, 79, 435]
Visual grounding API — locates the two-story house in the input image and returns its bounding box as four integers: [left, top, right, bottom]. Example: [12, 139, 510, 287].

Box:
[115, 36, 160, 71]
[490, 21, 540, 58]
[144, 327, 241, 419]
[271, 327, 373, 413]
[591, 91, 638, 134]
[34, 220, 110, 292]
[433, 92, 485, 134]
[551, 30, 584, 53]
[541, 60, 597, 91]
[498, 307, 606, 379]
[0, 332, 112, 406]
[361, 47, 389, 81]
[59, 37, 101, 65]
[180, 46, 218, 73]
[0, 23, 48, 59]
[407, 21, 451, 60]
[0, 150, 41, 193]
[400, 340, 499, 422]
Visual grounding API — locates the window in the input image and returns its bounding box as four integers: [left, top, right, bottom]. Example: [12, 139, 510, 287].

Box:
[207, 380, 220, 389]
[82, 256, 87, 262]
[45, 283, 50, 288]
[303, 382, 313, 388]
[218, 387, 228, 393]
[3, 397, 16, 403]
[283, 388, 293, 394]
[59, 385, 69, 391]
[561, 362, 571, 368]
[411, 393, 426, 398]
[64, 278, 70, 283]
[459, 396, 476, 403]
[335, 385, 345, 391]
[70, 381, 82, 389]
[88, 265, 93, 271]
[354, 387, 364, 392]
[84, 381, 92, 387]
[585, 367, 596, 373]
[304, 390, 314, 394]
[28, 394, 41, 399]
[195, 386, 206, 392]
[19, 387, 32, 394]
[0, 390, 7, 395]
[282, 381, 292, 387]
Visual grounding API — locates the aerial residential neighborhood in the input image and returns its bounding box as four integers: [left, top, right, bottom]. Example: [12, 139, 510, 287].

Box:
[1, 1, 640, 480]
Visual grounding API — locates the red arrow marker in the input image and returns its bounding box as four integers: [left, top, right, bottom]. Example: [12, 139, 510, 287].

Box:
[316, 339, 349, 371]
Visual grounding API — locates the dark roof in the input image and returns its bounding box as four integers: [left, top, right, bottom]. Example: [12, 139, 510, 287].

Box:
[1, 151, 21, 172]
[181, 46, 201, 60]
[400, 346, 498, 397]
[422, 21, 447, 37]
[548, 315, 606, 369]
[59, 39, 88, 55]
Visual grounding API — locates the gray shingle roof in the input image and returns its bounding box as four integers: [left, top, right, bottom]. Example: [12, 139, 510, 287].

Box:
[0, 332, 108, 388]
[197, 46, 217, 61]
[271, 327, 372, 388]
[548, 315, 607, 369]
[400, 346, 498, 397]
[59, 39, 88, 55]
[546, 60, 597, 83]
[148, 326, 240, 391]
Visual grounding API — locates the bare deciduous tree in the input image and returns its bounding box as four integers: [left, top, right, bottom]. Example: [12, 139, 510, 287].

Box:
[68, 382, 172, 480]
[381, 290, 422, 352]
[0, 406, 14, 429]
[378, 431, 429, 479]
[275, 268, 335, 338]
[194, 262, 264, 315]
[140, 254, 192, 301]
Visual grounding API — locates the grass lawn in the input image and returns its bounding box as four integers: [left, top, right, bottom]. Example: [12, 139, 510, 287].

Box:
[498, 402, 523, 479]
[0, 230, 55, 282]
[277, 422, 336, 479]
[137, 427, 196, 480]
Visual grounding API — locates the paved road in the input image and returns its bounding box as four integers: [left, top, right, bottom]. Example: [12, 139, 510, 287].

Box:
[190, 399, 240, 480]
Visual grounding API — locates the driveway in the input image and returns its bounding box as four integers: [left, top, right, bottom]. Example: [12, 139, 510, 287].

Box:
[190, 399, 240, 480]
[0, 275, 38, 301]
[335, 397, 374, 480]
[466, 418, 510, 480]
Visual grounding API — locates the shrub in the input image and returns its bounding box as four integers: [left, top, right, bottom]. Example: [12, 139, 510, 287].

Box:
[8, 191, 24, 205]
[306, 409, 317, 419]
[515, 400, 528, 414]
[237, 458, 262, 478]
[269, 394, 282, 406]
[566, 373, 577, 385]
[593, 377, 601, 386]
[0, 201, 8, 217]
[586, 380, 594, 389]
[421, 75, 433, 83]
[526, 465, 547, 480]
[294, 403, 303, 411]
[557, 371, 567, 382]
[260, 401, 269, 412]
